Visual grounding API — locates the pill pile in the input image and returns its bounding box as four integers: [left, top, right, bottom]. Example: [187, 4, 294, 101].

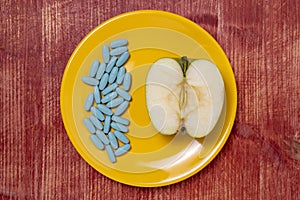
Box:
[81, 39, 132, 163]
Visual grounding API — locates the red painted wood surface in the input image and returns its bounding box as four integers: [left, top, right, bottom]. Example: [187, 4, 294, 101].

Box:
[1, 0, 299, 199]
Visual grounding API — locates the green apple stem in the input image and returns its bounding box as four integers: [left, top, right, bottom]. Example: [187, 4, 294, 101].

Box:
[179, 56, 189, 77]
[178, 56, 189, 110]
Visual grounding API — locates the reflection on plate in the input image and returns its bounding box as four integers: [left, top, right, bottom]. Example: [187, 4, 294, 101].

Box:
[60, 10, 237, 187]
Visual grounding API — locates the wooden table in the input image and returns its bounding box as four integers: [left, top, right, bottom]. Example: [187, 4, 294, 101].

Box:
[1, 0, 299, 199]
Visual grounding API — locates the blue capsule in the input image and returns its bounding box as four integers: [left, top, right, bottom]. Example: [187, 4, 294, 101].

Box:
[114, 101, 129, 116]
[116, 87, 131, 101]
[97, 104, 113, 115]
[110, 39, 128, 48]
[90, 135, 104, 150]
[102, 45, 110, 63]
[99, 73, 109, 91]
[116, 52, 130, 67]
[96, 130, 109, 145]
[114, 144, 131, 157]
[89, 115, 103, 130]
[106, 97, 124, 108]
[111, 122, 128, 133]
[106, 56, 117, 73]
[111, 115, 130, 126]
[108, 132, 118, 149]
[101, 91, 117, 103]
[84, 93, 94, 111]
[114, 131, 129, 144]
[83, 117, 96, 134]
[82, 40, 133, 162]
[82, 76, 99, 86]
[93, 86, 101, 104]
[110, 46, 128, 56]
[89, 60, 99, 78]
[96, 62, 106, 80]
[108, 67, 118, 84]
[116, 66, 126, 84]
[105, 145, 116, 163]
[102, 83, 118, 95]
[103, 116, 111, 133]
[123, 73, 132, 91]
[91, 107, 105, 121]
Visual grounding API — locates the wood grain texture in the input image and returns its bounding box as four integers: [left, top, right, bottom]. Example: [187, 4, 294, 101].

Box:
[1, 0, 299, 199]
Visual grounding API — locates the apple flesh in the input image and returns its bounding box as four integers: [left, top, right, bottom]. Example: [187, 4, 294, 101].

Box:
[146, 57, 225, 138]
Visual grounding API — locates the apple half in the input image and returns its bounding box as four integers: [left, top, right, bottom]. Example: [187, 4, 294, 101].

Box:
[146, 57, 225, 138]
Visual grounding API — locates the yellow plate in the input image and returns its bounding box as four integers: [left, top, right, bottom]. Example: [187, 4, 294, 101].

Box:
[60, 10, 237, 187]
